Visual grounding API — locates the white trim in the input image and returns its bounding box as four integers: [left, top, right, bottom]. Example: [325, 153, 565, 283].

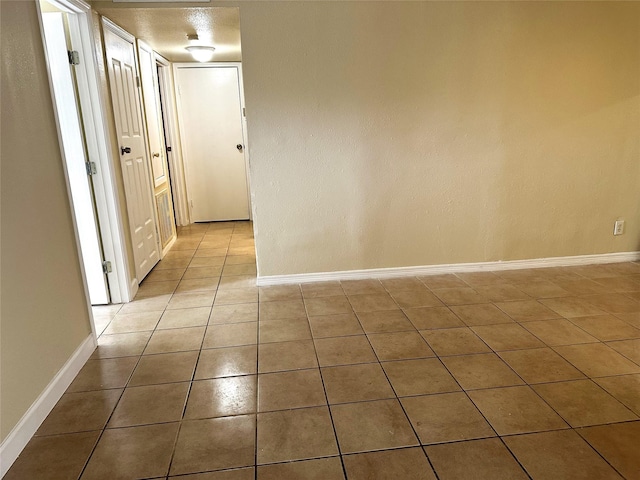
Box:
[0, 335, 96, 478]
[256, 251, 640, 286]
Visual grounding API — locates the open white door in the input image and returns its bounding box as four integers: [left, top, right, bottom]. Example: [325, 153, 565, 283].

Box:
[175, 64, 250, 222]
[137, 41, 177, 255]
[41, 12, 109, 305]
[103, 21, 159, 282]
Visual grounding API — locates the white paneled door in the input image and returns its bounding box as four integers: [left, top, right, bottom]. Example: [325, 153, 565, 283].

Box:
[175, 65, 250, 222]
[103, 23, 159, 282]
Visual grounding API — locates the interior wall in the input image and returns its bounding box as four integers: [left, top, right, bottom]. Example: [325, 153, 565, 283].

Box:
[0, 0, 93, 441]
[239, 1, 640, 276]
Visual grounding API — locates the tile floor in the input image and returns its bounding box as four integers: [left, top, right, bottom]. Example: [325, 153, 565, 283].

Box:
[6, 220, 640, 479]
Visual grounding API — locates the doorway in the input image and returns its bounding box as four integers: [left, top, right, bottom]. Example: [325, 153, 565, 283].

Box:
[38, 0, 132, 307]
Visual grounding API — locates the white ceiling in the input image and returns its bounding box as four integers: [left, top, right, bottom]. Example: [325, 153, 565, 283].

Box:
[91, 3, 242, 62]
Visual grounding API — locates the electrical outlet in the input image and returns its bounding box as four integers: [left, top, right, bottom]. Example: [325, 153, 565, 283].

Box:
[614, 220, 625, 236]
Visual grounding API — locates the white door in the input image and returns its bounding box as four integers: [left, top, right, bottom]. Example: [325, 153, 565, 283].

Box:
[42, 12, 109, 305]
[103, 23, 159, 282]
[175, 66, 250, 222]
[138, 41, 176, 254]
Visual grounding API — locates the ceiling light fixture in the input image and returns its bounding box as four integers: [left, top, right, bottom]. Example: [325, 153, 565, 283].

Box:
[185, 33, 215, 63]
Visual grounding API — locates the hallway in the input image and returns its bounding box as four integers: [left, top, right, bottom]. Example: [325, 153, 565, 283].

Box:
[5, 221, 640, 479]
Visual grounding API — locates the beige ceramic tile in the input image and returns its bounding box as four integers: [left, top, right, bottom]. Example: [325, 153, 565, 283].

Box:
[581, 293, 640, 314]
[532, 380, 637, 427]
[36, 389, 121, 436]
[569, 314, 640, 341]
[577, 421, 640, 479]
[259, 299, 307, 320]
[403, 306, 465, 330]
[381, 358, 461, 396]
[314, 335, 377, 366]
[300, 281, 344, 298]
[166, 292, 215, 310]
[380, 276, 425, 293]
[195, 345, 257, 379]
[214, 288, 259, 305]
[426, 438, 529, 480]
[185, 376, 257, 419]
[108, 382, 190, 427]
[258, 317, 312, 343]
[203, 322, 257, 348]
[419, 274, 467, 289]
[494, 300, 560, 322]
[553, 343, 640, 377]
[473, 284, 530, 302]
[170, 416, 255, 475]
[505, 430, 624, 479]
[129, 351, 198, 386]
[514, 280, 570, 299]
[456, 272, 507, 287]
[468, 386, 568, 435]
[256, 407, 338, 463]
[420, 327, 491, 356]
[606, 338, 640, 363]
[539, 297, 607, 318]
[67, 357, 138, 392]
[83, 423, 179, 479]
[390, 288, 444, 308]
[368, 331, 435, 361]
[441, 353, 524, 390]
[4, 431, 99, 480]
[498, 347, 585, 383]
[144, 326, 206, 354]
[594, 374, 640, 415]
[401, 392, 495, 444]
[322, 363, 395, 403]
[304, 295, 353, 316]
[432, 287, 490, 306]
[356, 310, 415, 333]
[102, 311, 162, 334]
[450, 304, 514, 326]
[257, 369, 326, 412]
[156, 307, 211, 329]
[183, 266, 223, 279]
[343, 448, 436, 480]
[259, 285, 302, 302]
[257, 457, 345, 480]
[348, 293, 399, 313]
[307, 313, 364, 338]
[340, 279, 386, 295]
[91, 332, 151, 359]
[521, 318, 598, 346]
[258, 340, 318, 373]
[331, 399, 418, 453]
[209, 303, 258, 324]
[470, 323, 545, 351]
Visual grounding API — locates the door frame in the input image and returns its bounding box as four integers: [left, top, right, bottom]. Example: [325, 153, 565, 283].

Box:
[36, 0, 134, 308]
[173, 62, 252, 222]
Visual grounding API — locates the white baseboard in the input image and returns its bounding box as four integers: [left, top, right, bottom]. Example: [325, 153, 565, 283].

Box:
[256, 251, 640, 286]
[0, 334, 96, 478]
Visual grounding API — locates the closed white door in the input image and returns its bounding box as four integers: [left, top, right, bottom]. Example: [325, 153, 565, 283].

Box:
[175, 66, 249, 222]
[104, 23, 159, 282]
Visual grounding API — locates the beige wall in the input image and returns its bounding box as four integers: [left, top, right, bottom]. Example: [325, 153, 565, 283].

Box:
[240, 1, 640, 276]
[1, 1, 93, 441]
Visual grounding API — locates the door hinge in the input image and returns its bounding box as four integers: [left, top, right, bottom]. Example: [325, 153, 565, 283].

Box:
[85, 161, 97, 176]
[166, 146, 172, 152]
[242, 107, 246, 117]
[136, 76, 140, 88]
[68, 50, 80, 65]
[102, 261, 112, 274]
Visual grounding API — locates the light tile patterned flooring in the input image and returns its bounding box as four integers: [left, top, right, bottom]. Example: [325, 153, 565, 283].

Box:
[7, 220, 640, 479]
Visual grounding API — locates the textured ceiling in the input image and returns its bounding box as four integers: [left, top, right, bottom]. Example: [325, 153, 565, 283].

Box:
[91, 3, 241, 62]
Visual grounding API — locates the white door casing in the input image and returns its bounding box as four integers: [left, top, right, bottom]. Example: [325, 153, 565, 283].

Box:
[175, 65, 250, 222]
[103, 21, 159, 282]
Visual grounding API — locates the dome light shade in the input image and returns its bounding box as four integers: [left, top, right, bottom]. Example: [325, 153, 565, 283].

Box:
[186, 45, 216, 62]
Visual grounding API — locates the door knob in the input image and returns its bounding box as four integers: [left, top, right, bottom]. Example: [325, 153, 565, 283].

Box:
[236, 144, 243, 152]
[120, 146, 131, 155]
[152, 152, 160, 158]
